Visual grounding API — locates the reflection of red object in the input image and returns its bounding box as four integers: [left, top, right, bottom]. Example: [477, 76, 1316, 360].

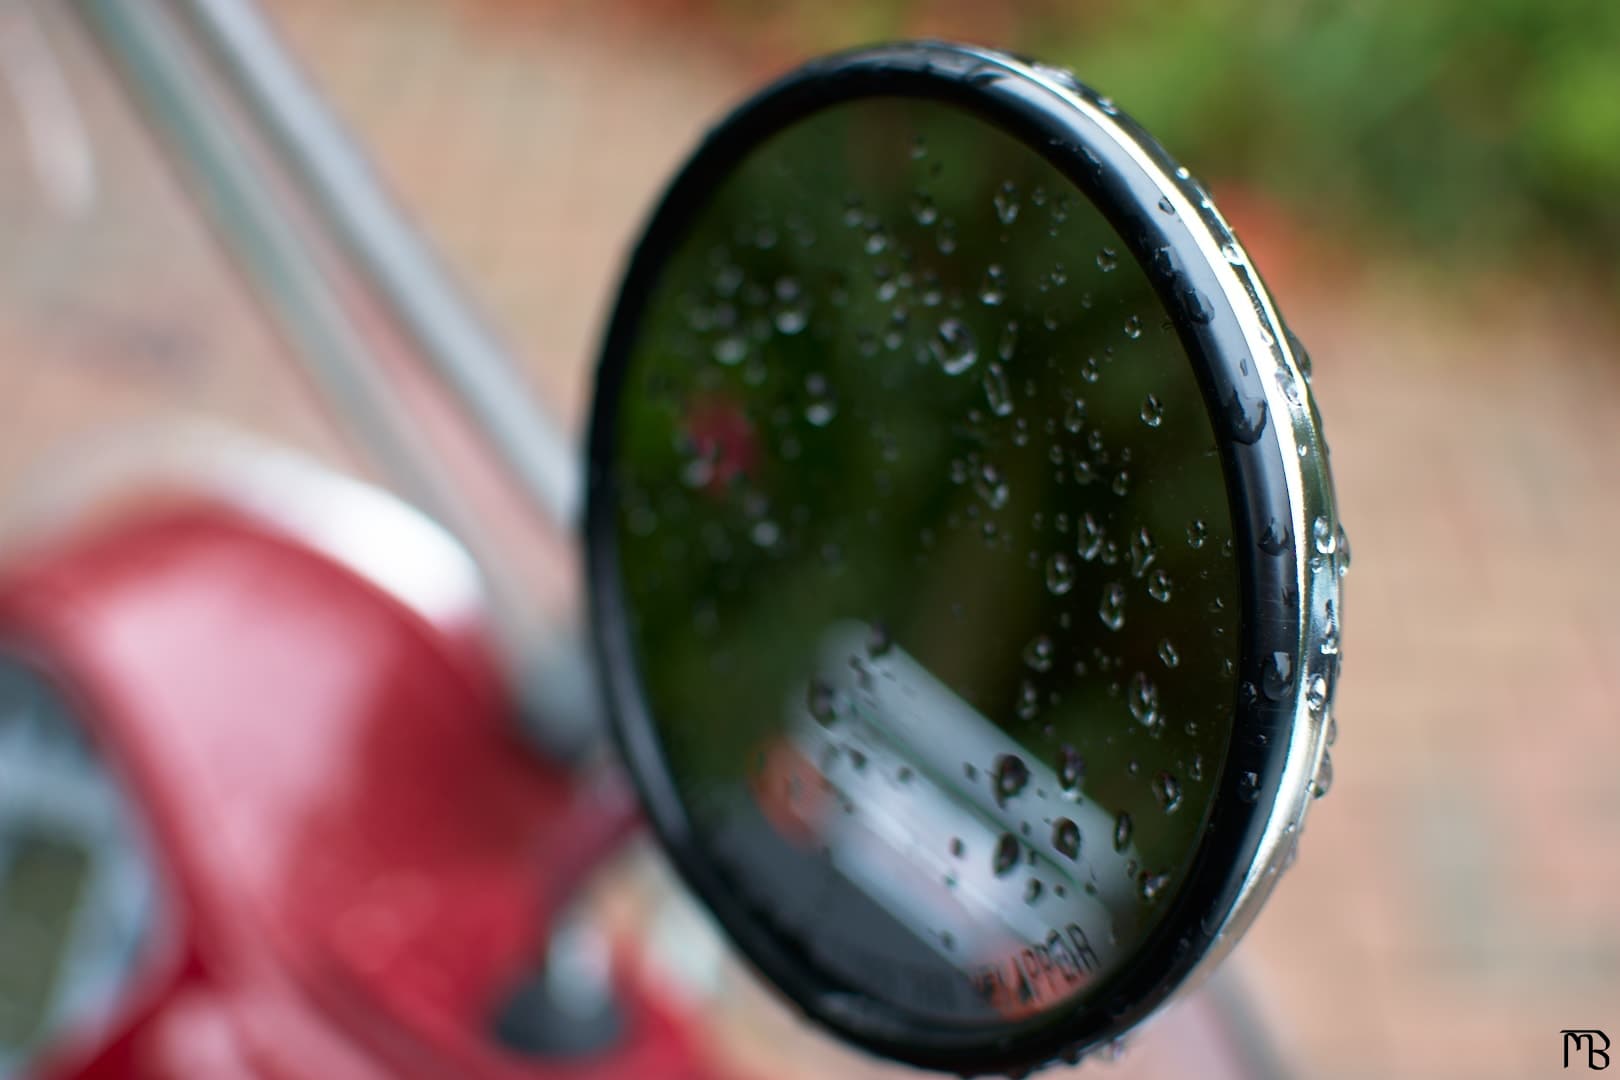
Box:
[683, 396, 758, 496]
[748, 737, 832, 848]
[0, 498, 731, 1080]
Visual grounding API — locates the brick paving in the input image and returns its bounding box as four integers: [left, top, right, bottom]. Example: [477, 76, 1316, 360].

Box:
[3, 2, 1618, 1076]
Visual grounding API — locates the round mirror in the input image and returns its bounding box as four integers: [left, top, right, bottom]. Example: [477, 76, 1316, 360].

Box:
[587, 42, 1343, 1074]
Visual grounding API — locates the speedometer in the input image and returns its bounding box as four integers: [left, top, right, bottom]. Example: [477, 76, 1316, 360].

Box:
[0, 656, 159, 1077]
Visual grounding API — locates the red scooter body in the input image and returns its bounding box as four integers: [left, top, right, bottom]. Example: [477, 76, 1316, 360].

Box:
[0, 484, 728, 1080]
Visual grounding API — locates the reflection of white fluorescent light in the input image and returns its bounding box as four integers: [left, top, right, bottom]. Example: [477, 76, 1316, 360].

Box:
[783, 621, 1140, 1008]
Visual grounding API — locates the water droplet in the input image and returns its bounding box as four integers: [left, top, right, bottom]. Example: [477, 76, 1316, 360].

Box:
[1312, 515, 1337, 554]
[1063, 398, 1087, 434]
[911, 192, 938, 226]
[993, 832, 1021, 875]
[1047, 553, 1077, 596]
[1153, 771, 1183, 813]
[1078, 513, 1105, 561]
[804, 373, 837, 427]
[1111, 469, 1131, 497]
[1306, 674, 1329, 715]
[1024, 635, 1055, 673]
[982, 362, 1013, 417]
[1146, 568, 1173, 603]
[1052, 818, 1081, 859]
[979, 264, 1007, 306]
[1314, 752, 1334, 798]
[1258, 517, 1292, 556]
[1098, 583, 1126, 631]
[995, 754, 1031, 804]
[807, 677, 837, 725]
[975, 462, 1009, 510]
[1284, 327, 1313, 379]
[1336, 526, 1352, 576]
[1262, 651, 1293, 701]
[1157, 639, 1180, 668]
[713, 334, 747, 366]
[1187, 519, 1208, 548]
[1128, 528, 1157, 578]
[931, 318, 978, 376]
[1181, 288, 1214, 324]
[1127, 672, 1161, 728]
[1224, 388, 1268, 444]
[993, 181, 1019, 225]
[1096, 246, 1118, 272]
[771, 276, 808, 336]
[1237, 771, 1261, 803]
[1113, 811, 1133, 852]
[1140, 394, 1165, 428]
[1123, 315, 1143, 340]
[1140, 870, 1171, 902]
[1058, 745, 1085, 793]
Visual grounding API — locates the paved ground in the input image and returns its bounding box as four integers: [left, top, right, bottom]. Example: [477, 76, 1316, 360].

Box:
[3, 1, 1619, 1076]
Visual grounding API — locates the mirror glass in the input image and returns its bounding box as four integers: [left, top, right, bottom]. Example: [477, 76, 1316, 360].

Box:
[608, 95, 1240, 1030]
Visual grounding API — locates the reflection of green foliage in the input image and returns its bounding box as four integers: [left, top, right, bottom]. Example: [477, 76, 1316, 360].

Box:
[614, 96, 1242, 949]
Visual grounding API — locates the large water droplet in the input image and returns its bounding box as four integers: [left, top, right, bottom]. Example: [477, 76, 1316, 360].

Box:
[1053, 818, 1081, 859]
[1187, 519, 1208, 549]
[1047, 553, 1077, 596]
[1123, 315, 1143, 340]
[1098, 582, 1126, 631]
[931, 318, 978, 376]
[1140, 394, 1165, 428]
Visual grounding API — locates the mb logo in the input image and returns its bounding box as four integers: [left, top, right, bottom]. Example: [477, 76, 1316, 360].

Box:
[1565, 1029, 1611, 1070]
